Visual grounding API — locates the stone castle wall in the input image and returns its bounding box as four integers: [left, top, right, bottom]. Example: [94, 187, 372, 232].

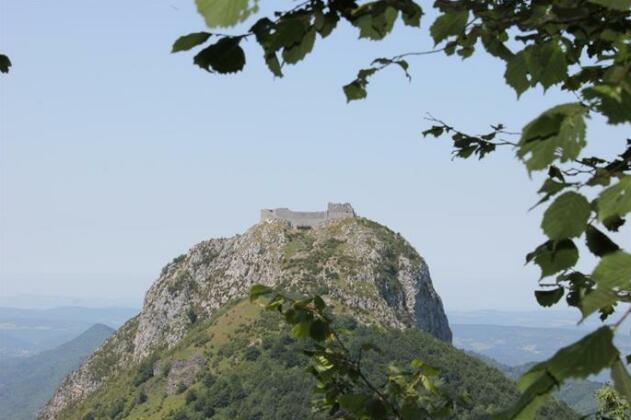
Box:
[260, 203, 355, 228]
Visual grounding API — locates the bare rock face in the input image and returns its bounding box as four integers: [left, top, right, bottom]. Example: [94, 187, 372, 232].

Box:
[164, 352, 206, 395]
[41, 217, 451, 419]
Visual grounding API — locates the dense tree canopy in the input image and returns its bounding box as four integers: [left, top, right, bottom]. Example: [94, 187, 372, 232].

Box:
[174, 0, 631, 418]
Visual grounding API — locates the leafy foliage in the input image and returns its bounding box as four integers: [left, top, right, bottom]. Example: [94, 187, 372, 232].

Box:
[429, 9, 468, 45]
[597, 176, 631, 223]
[0, 54, 10, 74]
[343, 58, 410, 103]
[251, 285, 459, 419]
[171, 33, 212, 53]
[581, 252, 631, 319]
[526, 240, 579, 279]
[195, 0, 259, 28]
[170, 0, 631, 417]
[193, 37, 245, 74]
[596, 385, 631, 419]
[541, 192, 591, 240]
[517, 104, 587, 173]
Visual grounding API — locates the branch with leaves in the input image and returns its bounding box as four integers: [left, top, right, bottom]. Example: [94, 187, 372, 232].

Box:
[250, 284, 461, 419]
[176, 0, 631, 417]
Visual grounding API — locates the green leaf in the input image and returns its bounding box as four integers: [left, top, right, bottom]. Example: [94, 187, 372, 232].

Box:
[343, 80, 368, 102]
[338, 394, 371, 414]
[430, 9, 468, 44]
[539, 178, 565, 195]
[309, 319, 330, 341]
[422, 125, 445, 138]
[196, 0, 259, 28]
[535, 288, 564, 307]
[603, 215, 626, 232]
[270, 17, 308, 50]
[533, 178, 566, 208]
[504, 51, 530, 96]
[524, 41, 568, 90]
[581, 252, 631, 318]
[282, 28, 316, 65]
[352, 4, 398, 41]
[291, 320, 312, 338]
[265, 294, 284, 311]
[481, 30, 512, 60]
[0, 54, 11, 74]
[172, 32, 212, 53]
[499, 327, 619, 419]
[561, 271, 591, 307]
[264, 52, 282, 77]
[313, 295, 326, 311]
[366, 398, 387, 418]
[583, 83, 631, 124]
[517, 103, 587, 172]
[527, 240, 579, 278]
[597, 176, 631, 223]
[541, 192, 591, 240]
[250, 284, 273, 301]
[589, 0, 631, 10]
[548, 166, 565, 182]
[400, 2, 423, 27]
[612, 359, 631, 403]
[194, 37, 246, 74]
[585, 224, 620, 257]
[411, 359, 439, 376]
[314, 11, 339, 38]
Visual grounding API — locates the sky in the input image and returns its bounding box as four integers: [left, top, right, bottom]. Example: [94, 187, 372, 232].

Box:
[0, 1, 628, 311]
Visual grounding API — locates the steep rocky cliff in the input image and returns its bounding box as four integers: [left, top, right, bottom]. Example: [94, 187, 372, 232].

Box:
[41, 217, 452, 419]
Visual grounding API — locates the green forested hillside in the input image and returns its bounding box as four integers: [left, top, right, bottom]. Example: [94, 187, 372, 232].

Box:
[61, 300, 576, 420]
[0, 324, 114, 420]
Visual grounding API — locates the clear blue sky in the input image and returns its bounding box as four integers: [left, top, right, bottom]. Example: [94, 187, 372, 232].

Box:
[1, 1, 628, 310]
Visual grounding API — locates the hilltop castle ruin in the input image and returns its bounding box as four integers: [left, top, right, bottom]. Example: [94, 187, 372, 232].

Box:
[260, 203, 356, 229]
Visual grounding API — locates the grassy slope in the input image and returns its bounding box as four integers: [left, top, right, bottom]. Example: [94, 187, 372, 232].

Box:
[0, 324, 114, 420]
[60, 300, 577, 420]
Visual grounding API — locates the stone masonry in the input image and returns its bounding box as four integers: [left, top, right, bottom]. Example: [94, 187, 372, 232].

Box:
[260, 202, 355, 228]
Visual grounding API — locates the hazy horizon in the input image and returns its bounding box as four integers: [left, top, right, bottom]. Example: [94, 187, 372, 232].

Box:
[1, 1, 628, 312]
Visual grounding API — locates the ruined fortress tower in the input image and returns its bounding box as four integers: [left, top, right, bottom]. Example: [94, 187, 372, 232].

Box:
[260, 203, 356, 229]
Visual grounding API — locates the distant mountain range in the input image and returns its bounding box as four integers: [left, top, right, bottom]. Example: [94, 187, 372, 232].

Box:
[447, 308, 616, 330]
[0, 306, 137, 359]
[0, 323, 114, 420]
[0, 294, 141, 310]
[450, 323, 631, 369]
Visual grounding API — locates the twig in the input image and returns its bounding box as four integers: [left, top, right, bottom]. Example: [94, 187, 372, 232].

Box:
[391, 47, 447, 61]
[424, 113, 519, 147]
[613, 306, 631, 330]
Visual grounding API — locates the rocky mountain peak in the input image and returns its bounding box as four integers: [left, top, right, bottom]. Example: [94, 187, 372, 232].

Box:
[134, 217, 451, 358]
[41, 216, 451, 419]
